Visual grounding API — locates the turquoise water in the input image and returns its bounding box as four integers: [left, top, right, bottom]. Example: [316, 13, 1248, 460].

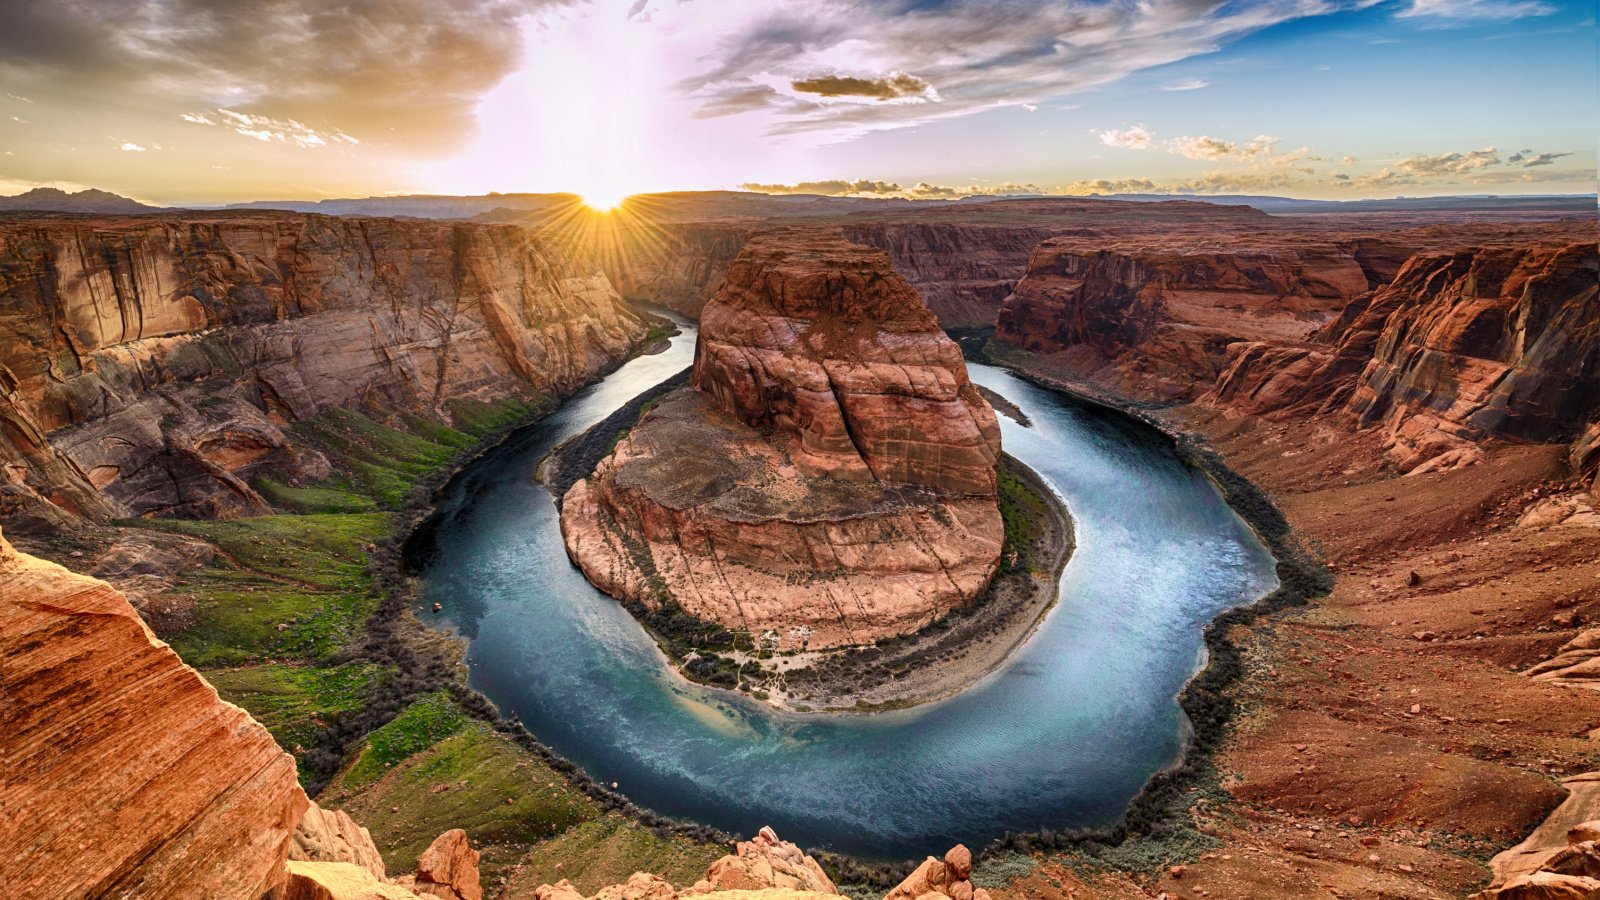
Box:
[416, 323, 1278, 858]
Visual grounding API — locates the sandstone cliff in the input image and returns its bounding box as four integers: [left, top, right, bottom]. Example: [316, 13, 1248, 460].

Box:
[1205, 241, 1599, 472]
[3, 523, 305, 897]
[562, 231, 1002, 649]
[0, 523, 485, 898]
[0, 213, 648, 529]
[993, 233, 1378, 400]
[572, 221, 1053, 329]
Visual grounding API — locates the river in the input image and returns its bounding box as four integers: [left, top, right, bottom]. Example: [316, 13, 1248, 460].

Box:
[415, 321, 1278, 858]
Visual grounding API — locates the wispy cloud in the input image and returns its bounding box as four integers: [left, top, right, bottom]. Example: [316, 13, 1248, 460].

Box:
[119, 142, 147, 152]
[1161, 78, 1210, 91]
[1166, 134, 1283, 161]
[682, 0, 1379, 142]
[182, 108, 359, 148]
[1397, 0, 1556, 20]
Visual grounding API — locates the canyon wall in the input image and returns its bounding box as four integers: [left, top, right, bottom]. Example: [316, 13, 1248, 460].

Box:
[0, 213, 648, 529]
[577, 221, 1055, 328]
[992, 234, 1381, 400]
[1205, 240, 1599, 471]
[562, 230, 1003, 649]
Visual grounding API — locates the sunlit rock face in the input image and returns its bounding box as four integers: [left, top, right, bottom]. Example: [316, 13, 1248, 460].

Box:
[1, 525, 307, 899]
[994, 233, 1379, 401]
[562, 230, 1003, 649]
[1205, 240, 1599, 472]
[0, 213, 647, 529]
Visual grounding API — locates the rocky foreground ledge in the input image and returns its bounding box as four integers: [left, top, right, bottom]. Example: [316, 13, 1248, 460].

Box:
[561, 230, 1005, 654]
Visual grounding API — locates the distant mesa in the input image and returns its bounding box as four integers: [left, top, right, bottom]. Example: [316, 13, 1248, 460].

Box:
[0, 187, 161, 214]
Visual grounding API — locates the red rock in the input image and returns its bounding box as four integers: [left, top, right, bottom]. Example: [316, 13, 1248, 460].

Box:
[0, 525, 307, 898]
[562, 231, 1002, 648]
[0, 213, 648, 529]
[397, 828, 482, 900]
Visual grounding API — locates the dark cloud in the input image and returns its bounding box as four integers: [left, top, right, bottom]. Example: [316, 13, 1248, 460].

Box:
[0, 0, 561, 152]
[1522, 151, 1571, 167]
[791, 72, 933, 100]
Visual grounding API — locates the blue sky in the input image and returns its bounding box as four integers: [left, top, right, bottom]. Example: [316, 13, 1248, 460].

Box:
[0, 0, 1593, 202]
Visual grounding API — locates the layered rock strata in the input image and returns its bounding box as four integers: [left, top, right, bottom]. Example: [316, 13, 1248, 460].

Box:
[0, 213, 647, 529]
[0, 523, 485, 898]
[2, 523, 306, 897]
[562, 231, 1002, 649]
[993, 233, 1380, 400]
[1206, 241, 1599, 472]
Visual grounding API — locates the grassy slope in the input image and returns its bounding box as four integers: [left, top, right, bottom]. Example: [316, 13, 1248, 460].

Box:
[133, 396, 721, 894]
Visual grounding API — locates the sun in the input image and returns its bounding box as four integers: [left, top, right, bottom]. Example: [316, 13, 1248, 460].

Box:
[581, 190, 629, 212]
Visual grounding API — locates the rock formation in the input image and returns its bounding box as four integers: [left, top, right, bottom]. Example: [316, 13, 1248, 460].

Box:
[562, 230, 1003, 649]
[883, 844, 992, 900]
[993, 233, 1379, 400]
[534, 826, 896, 900]
[840, 223, 1058, 328]
[2, 524, 307, 898]
[688, 826, 837, 895]
[0, 523, 482, 899]
[0, 213, 648, 529]
[1205, 241, 1599, 472]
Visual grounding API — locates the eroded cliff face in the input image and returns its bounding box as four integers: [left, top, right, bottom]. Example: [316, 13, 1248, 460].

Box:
[840, 223, 1058, 328]
[0, 213, 647, 528]
[2, 523, 307, 898]
[993, 235, 1378, 400]
[568, 220, 1054, 329]
[562, 230, 1003, 649]
[1206, 241, 1600, 472]
[0, 523, 486, 899]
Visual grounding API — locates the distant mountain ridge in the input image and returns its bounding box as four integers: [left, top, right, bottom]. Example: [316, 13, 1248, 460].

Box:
[0, 187, 161, 214]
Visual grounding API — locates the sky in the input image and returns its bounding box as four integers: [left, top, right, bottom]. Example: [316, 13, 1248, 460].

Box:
[0, 0, 1593, 205]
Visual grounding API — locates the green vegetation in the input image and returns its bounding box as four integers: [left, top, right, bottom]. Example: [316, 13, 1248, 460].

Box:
[327, 717, 602, 886]
[209, 662, 388, 777]
[506, 814, 723, 896]
[997, 466, 1051, 574]
[342, 692, 467, 787]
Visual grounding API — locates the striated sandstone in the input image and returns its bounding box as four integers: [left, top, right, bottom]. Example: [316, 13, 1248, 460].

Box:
[0, 213, 647, 528]
[1206, 240, 1599, 472]
[562, 231, 1002, 648]
[994, 232, 1378, 400]
[292, 803, 391, 882]
[0, 524, 307, 898]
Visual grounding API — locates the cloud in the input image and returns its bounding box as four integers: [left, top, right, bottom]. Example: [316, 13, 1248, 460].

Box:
[1397, 0, 1555, 20]
[1521, 151, 1571, 167]
[740, 179, 1042, 199]
[1098, 125, 1153, 150]
[791, 72, 934, 101]
[187, 108, 359, 148]
[1162, 78, 1210, 91]
[684, 0, 1379, 142]
[1061, 177, 1160, 195]
[119, 142, 147, 152]
[1165, 134, 1285, 161]
[0, 0, 562, 154]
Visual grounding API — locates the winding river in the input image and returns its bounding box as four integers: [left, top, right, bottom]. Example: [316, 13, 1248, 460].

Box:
[415, 321, 1278, 858]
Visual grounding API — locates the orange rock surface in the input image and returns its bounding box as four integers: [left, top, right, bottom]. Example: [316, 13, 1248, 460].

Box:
[0, 213, 647, 528]
[1, 524, 307, 898]
[562, 231, 1002, 648]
